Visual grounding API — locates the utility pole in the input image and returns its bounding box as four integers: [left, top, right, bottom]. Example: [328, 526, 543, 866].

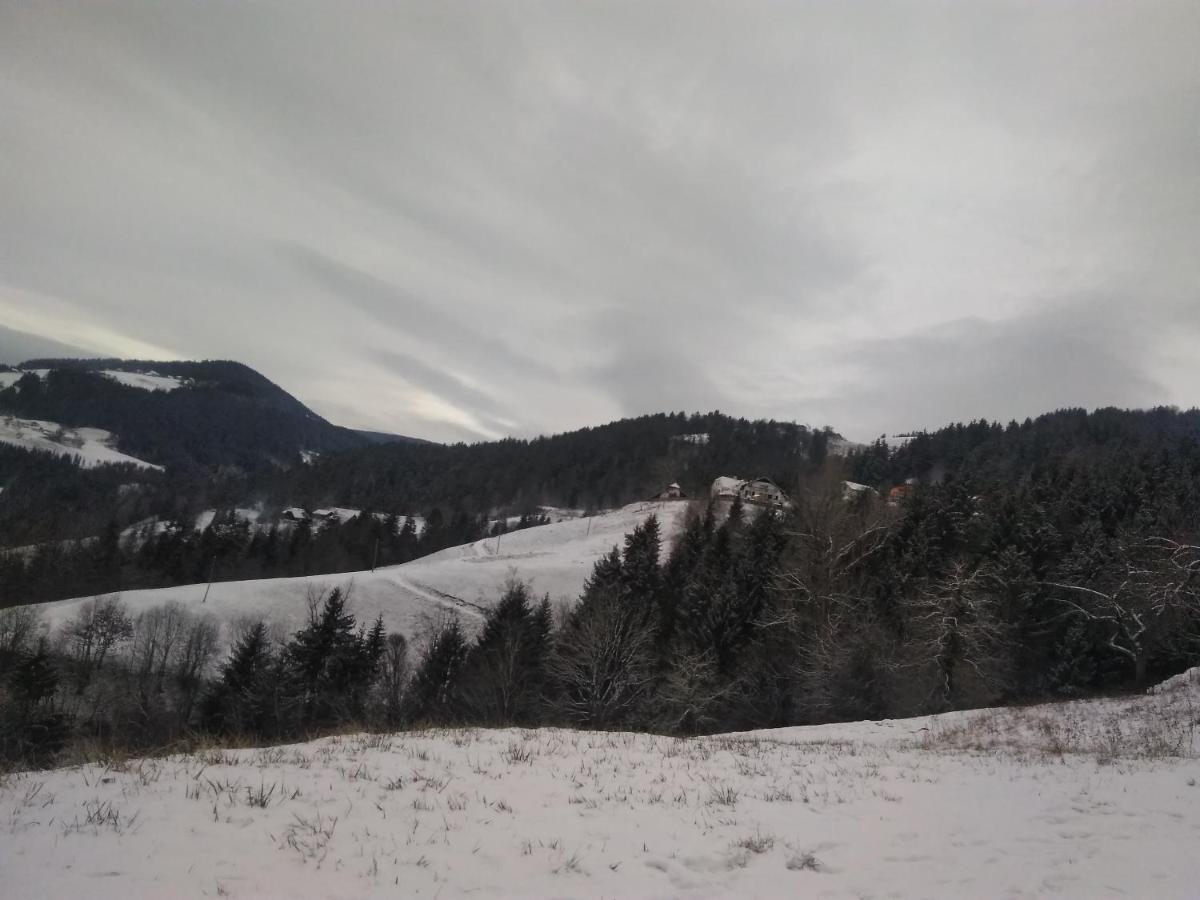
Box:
[201, 557, 216, 604]
[371, 537, 380, 572]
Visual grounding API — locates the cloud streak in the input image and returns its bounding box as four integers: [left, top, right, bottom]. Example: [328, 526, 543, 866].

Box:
[1, 2, 1196, 441]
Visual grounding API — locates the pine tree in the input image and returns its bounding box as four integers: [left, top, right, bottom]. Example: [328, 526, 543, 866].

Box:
[405, 618, 469, 724]
[727, 495, 745, 530]
[8, 639, 59, 712]
[461, 581, 550, 724]
[282, 588, 376, 728]
[620, 516, 662, 627]
[580, 546, 624, 612]
[2, 639, 68, 765]
[658, 513, 709, 655]
[203, 621, 274, 735]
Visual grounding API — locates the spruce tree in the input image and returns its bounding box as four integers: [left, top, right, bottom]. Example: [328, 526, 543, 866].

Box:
[405, 618, 469, 724]
[203, 621, 274, 735]
[620, 516, 662, 627]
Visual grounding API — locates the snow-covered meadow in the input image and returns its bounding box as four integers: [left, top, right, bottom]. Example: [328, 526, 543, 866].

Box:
[0, 415, 161, 470]
[3, 675, 1198, 899]
[28, 500, 692, 647]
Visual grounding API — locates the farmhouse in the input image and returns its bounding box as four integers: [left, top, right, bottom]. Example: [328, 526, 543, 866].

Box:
[887, 478, 919, 505]
[739, 476, 792, 510]
[651, 482, 686, 501]
[710, 476, 743, 500]
[710, 475, 794, 511]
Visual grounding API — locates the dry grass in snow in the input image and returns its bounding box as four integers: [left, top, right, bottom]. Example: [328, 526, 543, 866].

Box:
[4, 682, 1200, 898]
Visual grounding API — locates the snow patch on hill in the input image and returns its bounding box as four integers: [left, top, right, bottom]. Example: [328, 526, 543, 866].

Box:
[0, 415, 161, 470]
[100, 369, 186, 391]
[0, 368, 49, 389]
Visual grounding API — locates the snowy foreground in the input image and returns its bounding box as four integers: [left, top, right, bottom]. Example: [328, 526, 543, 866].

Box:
[5, 678, 1200, 899]
[32, 501, 690, 647]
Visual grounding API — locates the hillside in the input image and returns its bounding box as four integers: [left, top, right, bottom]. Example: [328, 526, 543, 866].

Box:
[0, 359, 370, 471]
[0, 415, 161, 470]
[4, 671, 1197, 899]
[0, 399, 832, 603]
[27, 500, 691, 646]
[284, 411, 830, 513]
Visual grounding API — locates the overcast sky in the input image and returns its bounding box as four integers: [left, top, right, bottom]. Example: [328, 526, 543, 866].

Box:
[1, 2, 1197, 443]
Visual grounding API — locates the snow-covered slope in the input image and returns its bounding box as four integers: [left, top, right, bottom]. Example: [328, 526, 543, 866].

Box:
[4, 673, 1198, 899]
[99, 369, 186, 391]
[32, 500, 691, 643]
[0, 369, 42, 389]
[0, 415, 161, 470]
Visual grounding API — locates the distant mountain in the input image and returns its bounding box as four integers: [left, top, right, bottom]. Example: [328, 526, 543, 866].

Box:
[0, 358, 368, 471]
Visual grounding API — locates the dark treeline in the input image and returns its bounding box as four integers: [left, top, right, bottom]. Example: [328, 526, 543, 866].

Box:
[278, 411, 824, 513]
[0, 506, 793, 765]
[4, 471, 1200, 768]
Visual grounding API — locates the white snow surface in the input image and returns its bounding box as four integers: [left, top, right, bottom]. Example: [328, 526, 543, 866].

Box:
[1148, 665, 1200, 695]
[312, 506, 365, 522]
[0, 368, 50, 389]
[841, 480, 875, 497]
[4, 678, 1199, 899]
[711, 475, 743, 495]
[0, 415, 161, 470]
[194, 508, 263, 532]
[100, 370, 185, 391]
[30, 501, 691, 647]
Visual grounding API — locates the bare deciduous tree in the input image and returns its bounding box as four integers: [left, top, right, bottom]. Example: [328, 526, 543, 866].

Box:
[550, 588, 654, 728]
[1045, 536, 1200, 684]
[375, 632, 409, 726]
[129, 602, 189, 691]
[63, 595, 133, 691]
[0, 606, 42, 672]
[900, 561, 1014, 712]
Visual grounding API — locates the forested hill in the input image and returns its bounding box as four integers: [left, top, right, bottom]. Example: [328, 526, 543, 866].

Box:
[278, 412, 830, 513]
[0, 359, 370, 470]
[851, 406, 1200, 531]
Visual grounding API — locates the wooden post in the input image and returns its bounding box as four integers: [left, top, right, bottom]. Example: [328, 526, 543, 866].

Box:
[201, 557, 216, 604]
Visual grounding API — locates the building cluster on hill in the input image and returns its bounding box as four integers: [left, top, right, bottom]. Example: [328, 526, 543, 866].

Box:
[710, 475, 793, 511]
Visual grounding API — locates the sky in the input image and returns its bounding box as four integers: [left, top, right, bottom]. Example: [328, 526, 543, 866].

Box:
[1, 2, 1197, 444]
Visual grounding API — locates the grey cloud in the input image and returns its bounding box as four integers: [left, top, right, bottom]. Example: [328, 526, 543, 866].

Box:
[0, 326, 94, 365]
[370, 348, 517, 440]
[0, 2, 1196, 442]
[282, 245, 554, 384]
[800, 298, 1170, 441]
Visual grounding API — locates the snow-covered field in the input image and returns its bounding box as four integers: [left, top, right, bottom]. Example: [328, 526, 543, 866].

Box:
[0, 415, 161, 470]
[4, 674, 1198, 899]
[0, 367, 184, 392]
[29, 501, 691, 645]
[100, 369, 186, 391]
[0, 368, 49, 389]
